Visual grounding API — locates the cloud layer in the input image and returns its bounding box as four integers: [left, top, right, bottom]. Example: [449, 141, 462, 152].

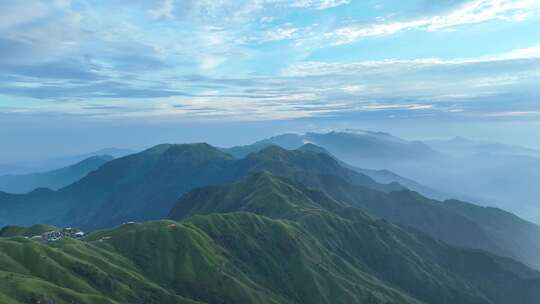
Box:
[0, 0, 539, 122]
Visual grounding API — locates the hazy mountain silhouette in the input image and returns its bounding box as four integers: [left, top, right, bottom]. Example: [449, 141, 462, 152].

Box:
[0, 155, 113, 193]
[226, 131, 540, 222]
[0, 148, 135, 175]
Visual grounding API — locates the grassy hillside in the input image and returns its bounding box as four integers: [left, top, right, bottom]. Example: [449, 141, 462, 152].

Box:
[170, 173, 540, 303]
[0, 224, 57, 238]
[2, 143, 540, 272]
[4, 172, 538, 303]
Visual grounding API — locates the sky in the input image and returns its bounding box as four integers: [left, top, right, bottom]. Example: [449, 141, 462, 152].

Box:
[1, 0, 540, 160]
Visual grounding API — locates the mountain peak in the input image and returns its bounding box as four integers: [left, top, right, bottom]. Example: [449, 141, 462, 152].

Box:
[144, 143, 233, 163]
[296, 143, 329, 155]
[251, 144, 292, 159]
[170, 171, 339, 221]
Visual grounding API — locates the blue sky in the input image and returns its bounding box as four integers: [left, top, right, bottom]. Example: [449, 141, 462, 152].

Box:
[1, 0, 540, 160]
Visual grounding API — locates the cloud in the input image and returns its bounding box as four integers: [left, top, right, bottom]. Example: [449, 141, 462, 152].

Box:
[147, 0, 176, 20]
[199, 56, 227, 71]
[0, 0, 82, 63]
[362, 104, 434, 111]
[282, 44, 540, 77]
[0, 0, 539, 123]
[262, 27, 301, 41]
[290, 0, 351, 10]
[325, 0, 540, 45]
[487, 111, 540, 117]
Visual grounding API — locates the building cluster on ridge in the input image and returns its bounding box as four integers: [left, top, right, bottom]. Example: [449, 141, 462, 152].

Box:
[30, 228, 85, 242]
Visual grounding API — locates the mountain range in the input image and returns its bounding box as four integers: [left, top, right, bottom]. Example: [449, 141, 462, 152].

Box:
[224, 130, 540, 223]
[2, 142, 540, 270]
[0, 144, 399, 231]
[0, 148, 134, 176]
[2, 136, 540, 303]
[1, 171, 540, 303]
[0, 155, 113, 194]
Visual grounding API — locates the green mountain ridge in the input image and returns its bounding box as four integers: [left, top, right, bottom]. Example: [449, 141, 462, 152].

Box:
[2, 143, 540, 271]
[2, 172, 539, 303]
[0, 144, 396, 231]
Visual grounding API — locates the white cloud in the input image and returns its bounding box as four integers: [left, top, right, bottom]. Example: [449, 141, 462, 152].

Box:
[262, 27, 300, 41]
[339, 85, 365, 93]
[326, 0, 540, 45]
[1, 0, 539, 122]
[147, 0, 176, 20]
[487, 111, 540, 117]
[362, 104, 434, 111]
[0, 0, 82, 63]
[282, 44, 540, 77]
[290, 0, 350, 10]
[199, 55, 226, 71]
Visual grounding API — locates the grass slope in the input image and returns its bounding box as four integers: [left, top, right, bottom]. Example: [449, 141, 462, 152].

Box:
[2, 173, 540, 303]
[2, 144, 540, 272]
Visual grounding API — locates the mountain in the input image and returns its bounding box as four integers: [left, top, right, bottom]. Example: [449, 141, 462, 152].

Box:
[172, 164, 540, 269]
[224, 130, 439, 163]
[353, 167, 450, 200]
[227, 131, 540, 223]
[425, 136, 540, 158]
[297, 142, 450, 201]
[3, 143, 540, 270]
[0, 148, 134, 176]
[2, 173, 540, 303]
[170, 171, 344, 220]
[0, 155, 114, 194]
[172, 172, 540, 304]
[0, 144, 399, 231]
[228, 141, 450, 201]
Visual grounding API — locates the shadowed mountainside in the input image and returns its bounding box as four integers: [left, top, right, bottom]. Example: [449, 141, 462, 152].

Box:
[0, 144, 397, 231]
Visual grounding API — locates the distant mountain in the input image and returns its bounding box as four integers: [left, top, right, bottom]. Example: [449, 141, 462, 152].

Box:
[425, 136, 540, 158]
[0, 144, 397, 231]
[226, 131, 540, 222]
[0, 147, 135, 175]
[226, 141, 449, 201]
[0, 155, 113, 193]
[224, 130, 439, 164]
[419, 138, 540, 222]
[2, 173, 540, 303]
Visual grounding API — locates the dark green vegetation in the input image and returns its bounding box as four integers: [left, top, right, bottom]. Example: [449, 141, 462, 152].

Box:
[2, 172, 540, 304]
[0, 143, 398, 230]
[2, 143, 540, 270]
[0, 155, 113, 193]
